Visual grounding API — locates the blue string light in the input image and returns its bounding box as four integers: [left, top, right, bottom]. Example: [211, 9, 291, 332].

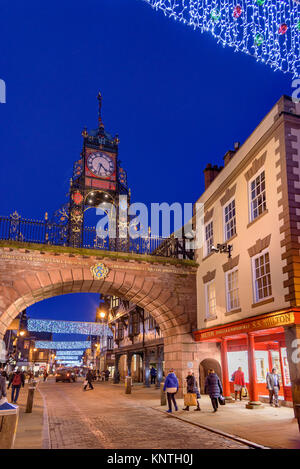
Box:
[56, 350, 85, 356]
[28, 319, 112, 337]
[144, 0, 300, 76]
[35, 341, 91, 350]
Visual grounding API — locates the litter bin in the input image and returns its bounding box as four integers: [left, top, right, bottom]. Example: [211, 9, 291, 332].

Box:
[0, 402, 19, 449]
[26, 380, 39, 414]
[125, 376, 132, 394]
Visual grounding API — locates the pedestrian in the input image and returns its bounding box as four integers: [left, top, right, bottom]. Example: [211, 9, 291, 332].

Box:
[7, 369, 25, 404]
[101, 370, 105, 382]
[43, 370, 49, 382]
[266, 368, 280, 407]
[83, 369, 94, 391]
[163, 368, 179, 413]
[204, 369, 223, 413]
[0, 371, 7, 402]
[150, 366, 157, 385]
[183, 370, 201, 411]
[231, 366, 245, 401]
[105, 369, 110, 381]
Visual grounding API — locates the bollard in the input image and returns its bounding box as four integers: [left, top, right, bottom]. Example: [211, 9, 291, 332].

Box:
[125, 376, 132, 394]
[0, 402, 19, 449]
[26, 380, 38, 413]
[160, 382, 166, 406]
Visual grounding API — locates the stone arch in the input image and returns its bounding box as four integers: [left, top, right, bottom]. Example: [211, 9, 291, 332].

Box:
[0, 246, 199, 394]
[199, 358, 222, 394]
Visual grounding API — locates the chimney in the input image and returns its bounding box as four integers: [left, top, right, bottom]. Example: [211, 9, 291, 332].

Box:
[223, 142, 240, 167]
[204, 164, 223, 190]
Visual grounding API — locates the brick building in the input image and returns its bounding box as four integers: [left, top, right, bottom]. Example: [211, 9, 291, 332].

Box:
[193, 96, 300, 411]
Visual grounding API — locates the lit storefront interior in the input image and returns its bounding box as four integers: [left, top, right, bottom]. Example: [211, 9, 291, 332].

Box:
[194, 309, 300, 406]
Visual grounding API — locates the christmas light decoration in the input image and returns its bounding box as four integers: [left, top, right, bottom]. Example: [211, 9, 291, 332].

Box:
[35, 341, 91, 350]
[143, 0, 300, 76]
[56, 350, 85, 356]
[28, 319, 112, 337]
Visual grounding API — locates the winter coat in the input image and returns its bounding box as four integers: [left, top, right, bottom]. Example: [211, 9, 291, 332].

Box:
[163, 372, 179, 392]
[204, 373, 223, 398]
[8, 372, 25, 389]
[0, 375, 6, 399]
[232, 370, 245, 386]
[150, 367, 157, 377]
[266, 372, 280, 391]
[186, 375, 201, 399]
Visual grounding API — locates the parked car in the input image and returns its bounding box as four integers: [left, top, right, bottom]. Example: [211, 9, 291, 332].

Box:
[55, 368, 77, 383]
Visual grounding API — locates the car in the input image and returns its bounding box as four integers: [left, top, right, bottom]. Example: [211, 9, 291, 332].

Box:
[55, 368, 77, 383]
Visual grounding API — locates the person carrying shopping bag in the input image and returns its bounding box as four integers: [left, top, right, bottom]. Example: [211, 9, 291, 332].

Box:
[163, 369, 179, 413]
[183, 370, 201, 411]
[204, 369, 224, 413]
[231, 366, 246, 401]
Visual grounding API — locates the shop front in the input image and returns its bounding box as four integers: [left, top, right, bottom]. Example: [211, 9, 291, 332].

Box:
[193, 308, 300, 408]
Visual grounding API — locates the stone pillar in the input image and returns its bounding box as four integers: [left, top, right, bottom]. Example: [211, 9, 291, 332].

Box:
[246, 333, 261, 409]
[125, 376, 132, 394]
[113, 354, 121, 384]
[284, 324, 300, 417]
[156, 346, 164, 389]
[220, 338, 232, 401]
[143, 349, 150, 387]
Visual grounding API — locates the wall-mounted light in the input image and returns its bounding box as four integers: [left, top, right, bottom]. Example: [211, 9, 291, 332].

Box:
[211, 243, 233, 258]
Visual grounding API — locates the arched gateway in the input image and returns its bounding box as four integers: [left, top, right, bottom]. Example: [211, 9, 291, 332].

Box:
[0, 242, 201, 394]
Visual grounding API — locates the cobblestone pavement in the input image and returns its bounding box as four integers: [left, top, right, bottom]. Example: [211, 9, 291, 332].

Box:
[39, 379, 251, 449]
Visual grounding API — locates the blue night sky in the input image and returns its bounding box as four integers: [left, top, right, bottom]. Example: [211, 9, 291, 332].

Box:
[0, 0, 293, 329]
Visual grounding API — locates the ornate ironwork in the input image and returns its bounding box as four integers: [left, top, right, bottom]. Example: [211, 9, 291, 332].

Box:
[0, 211, 194, 259]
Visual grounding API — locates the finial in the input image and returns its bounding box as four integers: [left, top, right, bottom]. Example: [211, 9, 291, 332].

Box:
[97, 91, 104, 129]
[81, 127, 88, 138]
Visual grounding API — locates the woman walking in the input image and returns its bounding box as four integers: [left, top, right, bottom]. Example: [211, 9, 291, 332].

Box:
[204, 369, 223, 413]
[183, 370, 201, 411]
[163, 369, 179, 413]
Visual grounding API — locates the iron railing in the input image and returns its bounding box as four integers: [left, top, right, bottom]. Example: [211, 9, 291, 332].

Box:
[0, 212, 194, 260]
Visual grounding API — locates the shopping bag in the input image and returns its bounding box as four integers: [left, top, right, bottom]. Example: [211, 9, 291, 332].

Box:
[184, 393, 197, 407]
[241, 386, 248, 398]
[83, 380, 88, 387]
[218, 396, 226, 405]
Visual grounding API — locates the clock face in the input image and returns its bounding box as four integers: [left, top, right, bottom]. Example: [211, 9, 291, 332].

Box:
[87, 152, 114, 177]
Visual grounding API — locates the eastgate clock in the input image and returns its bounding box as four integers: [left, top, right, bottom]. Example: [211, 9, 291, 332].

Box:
[87, 152, 115, 177]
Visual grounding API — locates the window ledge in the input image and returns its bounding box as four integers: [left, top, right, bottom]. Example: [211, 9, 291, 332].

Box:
[225, 308, 242, 316]
[251, 297, 274, 308]
[247, 209, 269, 229]
[202, 251, 215, 262]
[204, 315, 218, 322]
[225, 233, 238, 244]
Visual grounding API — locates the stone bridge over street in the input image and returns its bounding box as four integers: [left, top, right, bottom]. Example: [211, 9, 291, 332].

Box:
[0, 241, 203, 392]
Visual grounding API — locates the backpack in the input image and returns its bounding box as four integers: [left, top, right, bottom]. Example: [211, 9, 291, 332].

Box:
[12, 373, 22, 386]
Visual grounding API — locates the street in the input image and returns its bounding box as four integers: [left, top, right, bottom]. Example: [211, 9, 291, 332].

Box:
[38, 379, 251, 449]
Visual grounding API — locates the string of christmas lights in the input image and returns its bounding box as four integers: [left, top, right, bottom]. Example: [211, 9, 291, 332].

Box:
[144, 0, 300, 76]
[56, 350, 85, 356]
[34, 341, 91, 350]
[28, 319, 113, 337]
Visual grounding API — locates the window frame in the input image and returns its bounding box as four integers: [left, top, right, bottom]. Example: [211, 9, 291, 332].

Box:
[251, 249, 272, 303]
[204, 220, 214, 257]
[205, 280, 217, 319]
[248, 170, 267, 223]
[223, 197, 236, 242]
[225, 267, 240, 312]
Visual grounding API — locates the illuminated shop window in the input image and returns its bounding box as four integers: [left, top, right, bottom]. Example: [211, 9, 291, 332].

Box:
[255, 350, 269, 383]
[249, 170, 266, 222]
[281, 347, 291, 386]
[252, 250, 272, 302]
[227, 351, 249, 382]
[224, 199, 236, 241]
[226, 269, 240, 312]
[204, 221, 213, 256]
[205, 281, 216, 318]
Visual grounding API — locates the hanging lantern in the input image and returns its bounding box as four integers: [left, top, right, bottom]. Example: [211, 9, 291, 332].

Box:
[255, 33, 264, 46]
[278, 23, 288, 35]
[233, 5, 242, 18]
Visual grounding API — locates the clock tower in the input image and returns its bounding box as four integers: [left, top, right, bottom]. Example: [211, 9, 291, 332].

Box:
[68, 92, 129, 248]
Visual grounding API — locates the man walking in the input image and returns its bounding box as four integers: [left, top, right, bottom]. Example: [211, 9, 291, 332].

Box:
[266, 368, 280, 407]
[150, 366, 157, 385]
[7, 369, 25, 404]
[0, 370, 7, 402]
[83, 369, 94, 391]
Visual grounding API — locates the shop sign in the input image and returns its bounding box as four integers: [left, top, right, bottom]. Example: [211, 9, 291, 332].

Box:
[195, 311, 295, 341]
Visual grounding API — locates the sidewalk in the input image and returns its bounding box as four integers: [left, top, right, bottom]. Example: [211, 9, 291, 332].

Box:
[151, 394, 300, 449]
[10, 382, 45, 449]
